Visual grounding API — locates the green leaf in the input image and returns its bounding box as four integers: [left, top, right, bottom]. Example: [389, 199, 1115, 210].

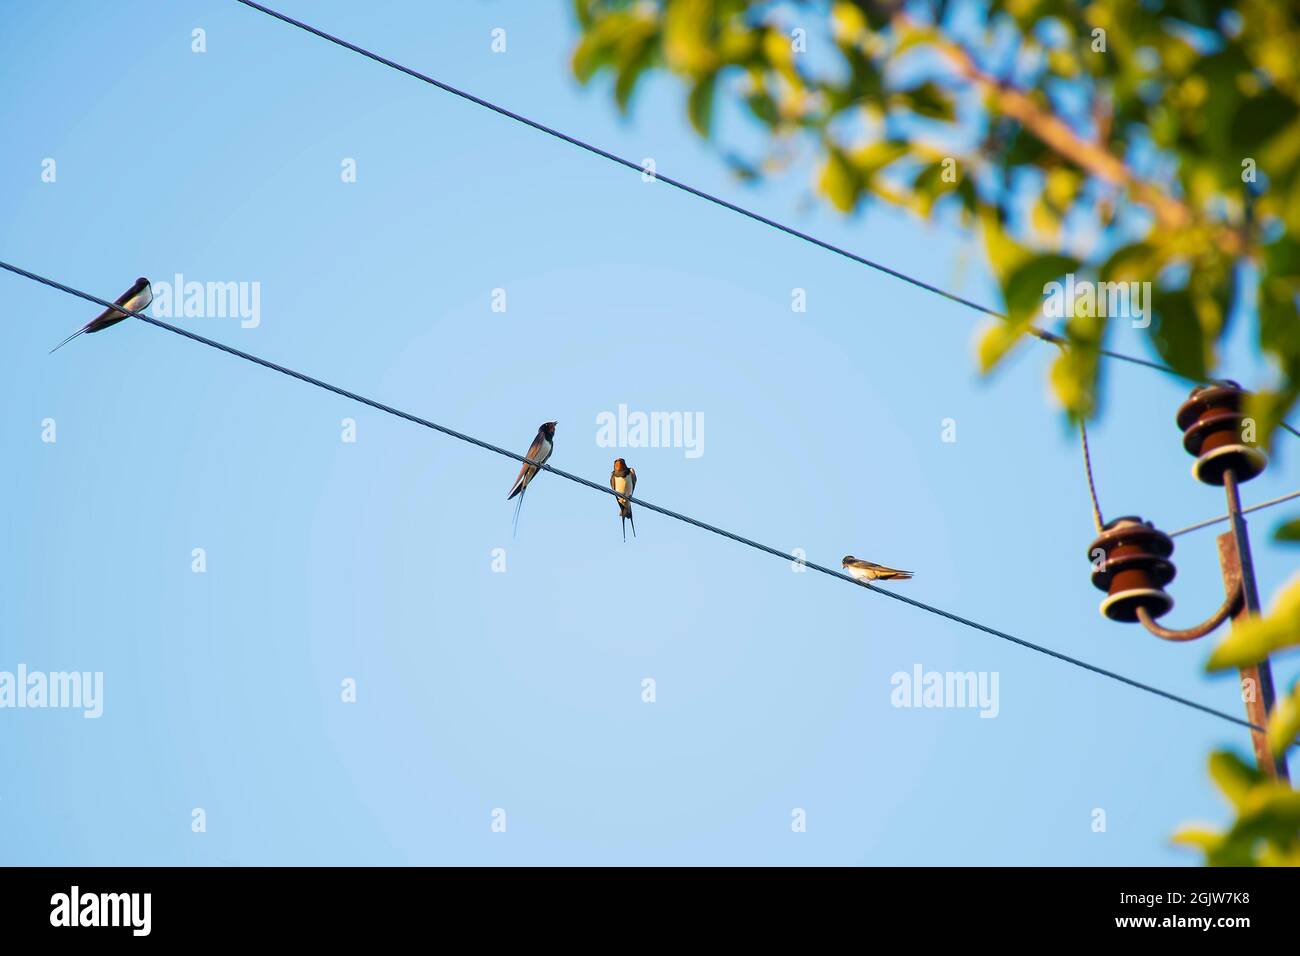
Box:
[979, 206, 1033, 286]
[1206, 573, 1300, 670]
[1044, 167, 1081, 211]
[1171, 826, 1257, 867]
[609, 21, 659, 113]
[1170, 826, 1222, 852]
[1276, 518, 1300, 544]
[571, 30, 611, 84]
[1230, 89, 1300, 155]
[1004, 252, 1080, 326]
[687, 72, 717, 136]
[571, 0, 593, 30]
[761, 26, 797, 83]
[1257, 274, 1300, 367]
[895, 80, 956, 122]
[1226, 787, 1300, 845]
[830, 0, 867, 40]
[1100, 242, 1160, 285]
[847, 140, 910, 176]
[1268, 682, 1300, 757]
[1050, 313, 1105, 419]
[1207, 750, 1262, 810]
[818, 147, 861, 213]
[1030, 196, 1060, 240]
[975, 225, 1079, 376]
[911, 160, 959, 216]
[663, 0, 718, 75]
[1175, 751, 1299, 866]
[745, 89, 779, 127]
[1264, 237, 1300, 280]
[1002, 127, 1051, 167]
[1245, 387, 1300, 453]
[1149, 287, 1211, 382]
[976, 321, 1024, 374]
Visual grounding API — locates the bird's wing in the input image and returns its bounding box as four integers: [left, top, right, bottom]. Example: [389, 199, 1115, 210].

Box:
[121, 290, 150, 313]
[506, 462, 533, 500]
[507, 432, 550, 499]
[627, 469, 636, 497]
[860, 560, 913, 577]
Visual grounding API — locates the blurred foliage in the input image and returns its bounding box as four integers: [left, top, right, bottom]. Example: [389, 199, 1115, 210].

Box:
[1208, 574, 1300, 676]
[1202, 527, 1300, 864]
[569, 0, 1300, 431]
[1173, 752, 1300, 865]
[570, 0, 1300, 866]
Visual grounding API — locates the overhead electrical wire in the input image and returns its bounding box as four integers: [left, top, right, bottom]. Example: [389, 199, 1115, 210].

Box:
[1169, 489, 1300, 538]
[2, 258, 1275, 738]
[231, 0, 1226, 389]
[1069, 400, 1298, 538]
[1078, 420, 1105, 533]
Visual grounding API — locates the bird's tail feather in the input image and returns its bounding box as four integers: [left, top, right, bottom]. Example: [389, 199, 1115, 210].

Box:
[49, 327, 86, 354]
[628, 512, 636, 539]
[511, 488, 525, 539]
[507, 462, 538, 500]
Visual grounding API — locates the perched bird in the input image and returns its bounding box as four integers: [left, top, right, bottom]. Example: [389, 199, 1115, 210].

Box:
[50, 277, 152, 353]
[506, 421, 557, 535]
[610, 458, 637, 541]
[842, 555, 914, 582]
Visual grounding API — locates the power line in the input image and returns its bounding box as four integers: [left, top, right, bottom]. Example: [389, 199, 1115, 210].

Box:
[1073, 416, 1298, 539]
[3, 259, 1268, 737]
[1077, 421, 1104, 533]
[229, 0, 1204, 386]
[1169, 489, 1300, 538]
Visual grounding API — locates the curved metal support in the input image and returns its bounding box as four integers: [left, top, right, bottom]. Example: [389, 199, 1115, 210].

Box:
[1136, 583, 1243, 642]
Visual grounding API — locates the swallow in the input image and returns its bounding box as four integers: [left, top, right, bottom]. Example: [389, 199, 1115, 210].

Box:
[506, 421, 556, 535]
[610, 458, 637, 541]
[50, 277, 152, 353]
[842, 555, 914, 582]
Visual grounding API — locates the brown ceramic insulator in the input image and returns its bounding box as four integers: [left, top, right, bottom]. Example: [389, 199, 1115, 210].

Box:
[1175, 383, 1267, 485]
[1087, 516, 1176, 622]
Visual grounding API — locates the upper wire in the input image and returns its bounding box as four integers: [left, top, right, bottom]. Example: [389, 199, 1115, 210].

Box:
[231, 0, 1229, 388]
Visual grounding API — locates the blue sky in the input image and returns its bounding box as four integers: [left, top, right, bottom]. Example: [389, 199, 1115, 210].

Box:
[1, 0, 1295, 865]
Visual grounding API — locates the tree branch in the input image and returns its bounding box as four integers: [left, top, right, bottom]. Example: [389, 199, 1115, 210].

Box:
[909, 22, 1247, 255]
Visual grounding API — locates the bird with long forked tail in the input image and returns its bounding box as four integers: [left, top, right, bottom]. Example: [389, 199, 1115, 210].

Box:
[50, 277, 151, 353]
[506, 421, 556, 535]
[610, 458, 637, 541]
[842, 555, 914, 582]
